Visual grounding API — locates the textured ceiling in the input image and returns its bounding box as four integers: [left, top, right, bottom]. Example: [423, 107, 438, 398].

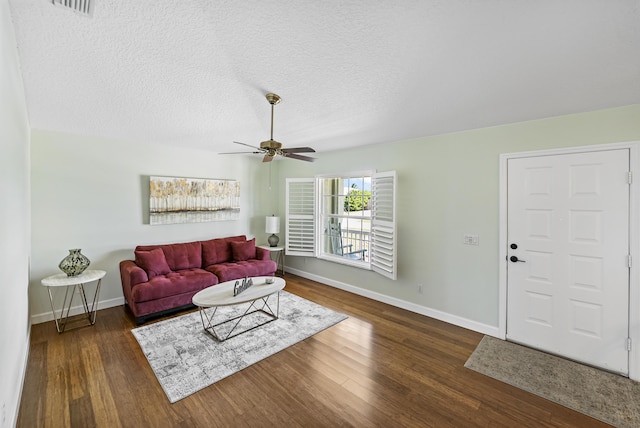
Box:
[7, 0, 640, 155]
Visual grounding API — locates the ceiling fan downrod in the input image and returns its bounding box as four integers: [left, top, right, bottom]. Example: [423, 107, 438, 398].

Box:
[266, 93, 281, 142]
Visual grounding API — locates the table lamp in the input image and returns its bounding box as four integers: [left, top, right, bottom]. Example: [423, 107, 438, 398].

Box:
[266, 215, 280, 247]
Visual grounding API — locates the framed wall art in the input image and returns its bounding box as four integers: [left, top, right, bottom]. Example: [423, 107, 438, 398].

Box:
[149, 176, 240, 225]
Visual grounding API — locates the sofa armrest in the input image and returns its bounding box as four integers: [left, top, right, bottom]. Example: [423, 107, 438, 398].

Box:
[255, 246, 271, 261]
[119, 260, 148, 304]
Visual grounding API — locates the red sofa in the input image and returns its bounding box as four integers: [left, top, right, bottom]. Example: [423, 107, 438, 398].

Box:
[119, 235, 277, 324]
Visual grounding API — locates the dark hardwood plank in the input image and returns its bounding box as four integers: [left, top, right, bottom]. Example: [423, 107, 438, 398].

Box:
[17, 274, 610, 427]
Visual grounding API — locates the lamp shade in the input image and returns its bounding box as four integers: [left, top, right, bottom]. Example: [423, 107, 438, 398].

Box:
[265, 216, 280, 234]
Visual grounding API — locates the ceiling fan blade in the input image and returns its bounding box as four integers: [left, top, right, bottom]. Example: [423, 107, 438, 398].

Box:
[281, 147, 316, 154]
[234, 141, 264, 151]
[262, 154, 275, 163]
[283, 153, 316, 162]
[219, 151, 262, 155]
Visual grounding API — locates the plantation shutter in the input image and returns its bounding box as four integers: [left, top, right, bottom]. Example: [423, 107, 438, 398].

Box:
[285, 178, 316, 257]
[371, 171, 397, 280]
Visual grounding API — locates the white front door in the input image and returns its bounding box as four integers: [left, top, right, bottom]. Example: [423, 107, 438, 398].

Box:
[507, 149, 630, 375]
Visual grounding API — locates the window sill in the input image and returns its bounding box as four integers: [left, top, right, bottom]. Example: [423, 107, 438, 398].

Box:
[317, 254, 371, 270]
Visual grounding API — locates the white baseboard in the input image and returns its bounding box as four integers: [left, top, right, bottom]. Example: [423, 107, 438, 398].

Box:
[285, 267, 500, 338]
[31, 296, 125, 325]
[32, 272, 500, 337]
[11, 324, 30, 428]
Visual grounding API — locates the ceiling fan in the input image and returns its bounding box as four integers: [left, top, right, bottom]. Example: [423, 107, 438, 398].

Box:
[221, 93, 316, 163]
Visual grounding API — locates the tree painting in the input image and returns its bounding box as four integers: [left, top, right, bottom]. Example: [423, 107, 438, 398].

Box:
[149, 176, 240, 225]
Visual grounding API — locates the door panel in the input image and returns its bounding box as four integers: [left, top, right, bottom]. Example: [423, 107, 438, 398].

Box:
[507, 149, 630, 374]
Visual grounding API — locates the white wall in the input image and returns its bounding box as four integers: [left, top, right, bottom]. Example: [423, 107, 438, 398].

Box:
[0, 0, 31, 426]
[29, 130, 276, 321]
[278, 105, 640, 333]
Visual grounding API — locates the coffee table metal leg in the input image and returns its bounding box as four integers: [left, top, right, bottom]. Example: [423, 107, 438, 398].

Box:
[198, 291, 280, 342]
[254, 291, 279, 319]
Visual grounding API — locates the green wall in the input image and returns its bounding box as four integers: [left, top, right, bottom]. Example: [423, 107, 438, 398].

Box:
[276, 105, 640, 330]
[27, 105, 640, 334]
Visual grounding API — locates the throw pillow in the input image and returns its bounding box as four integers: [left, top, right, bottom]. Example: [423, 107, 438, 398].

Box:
[231, 238, 256, 262]
[201, 239, 218, 266]
[135, 248, 172, 279]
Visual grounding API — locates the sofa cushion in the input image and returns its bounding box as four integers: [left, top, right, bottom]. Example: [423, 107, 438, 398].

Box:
[201, 235, 246, 265]
[131, 268, 217, 303]
[134, 248, 171, 279]
[205, 259, 277, 283]
[231, 238, 256, 261]
[137, 241, 202, 271]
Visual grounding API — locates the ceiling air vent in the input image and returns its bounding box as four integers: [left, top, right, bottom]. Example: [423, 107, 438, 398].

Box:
[51, 0, 94, 17]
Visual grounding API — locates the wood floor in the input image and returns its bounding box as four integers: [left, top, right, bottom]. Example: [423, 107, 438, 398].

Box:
[18, 274, 609, 427]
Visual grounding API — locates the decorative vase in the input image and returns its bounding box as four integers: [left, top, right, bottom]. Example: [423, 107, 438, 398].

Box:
[58, 249, 91, 276]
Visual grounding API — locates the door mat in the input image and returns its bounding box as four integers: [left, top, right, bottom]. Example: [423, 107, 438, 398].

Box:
[465, 336, 640, 427]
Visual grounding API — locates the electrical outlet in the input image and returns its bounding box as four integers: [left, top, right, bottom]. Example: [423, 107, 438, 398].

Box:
[418, 284, 423, 294]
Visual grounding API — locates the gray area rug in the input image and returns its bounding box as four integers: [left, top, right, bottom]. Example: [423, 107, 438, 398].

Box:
[132, 290, 347, 403]
[465, 336, 640, 427]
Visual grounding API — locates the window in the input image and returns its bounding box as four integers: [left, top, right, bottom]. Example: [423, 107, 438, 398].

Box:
[285, 171, 397, 279]
[319, 174, 372, 267]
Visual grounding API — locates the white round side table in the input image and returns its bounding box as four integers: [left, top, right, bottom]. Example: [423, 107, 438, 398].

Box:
[257, 245, 285, 275]
[41, 269, 106, 333]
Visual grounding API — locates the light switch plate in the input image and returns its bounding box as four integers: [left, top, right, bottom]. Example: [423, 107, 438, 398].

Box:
[463, 234, 479, 245]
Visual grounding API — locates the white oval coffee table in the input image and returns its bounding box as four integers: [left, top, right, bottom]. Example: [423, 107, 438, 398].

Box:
[192, 276, 285, 342]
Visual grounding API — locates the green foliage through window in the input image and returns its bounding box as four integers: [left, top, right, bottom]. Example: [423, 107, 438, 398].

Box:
[344, 189, 371, 211]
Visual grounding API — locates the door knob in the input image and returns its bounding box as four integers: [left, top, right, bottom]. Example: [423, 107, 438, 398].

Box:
[510, 256, 525, 263]
[510, 243, 518, 249]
